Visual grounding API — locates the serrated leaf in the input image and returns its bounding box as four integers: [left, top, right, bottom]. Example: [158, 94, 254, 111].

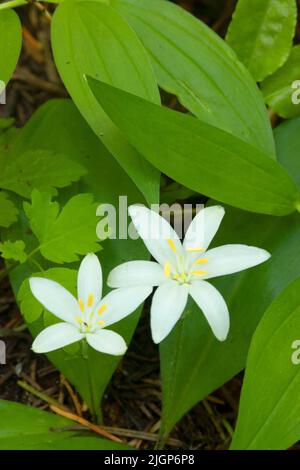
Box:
[0, 240, 27, 263]
[226, 0, 297, 82]
[0, 149, 86, 198]
[52, 0, 160, 204]
[0, 399, 130, 450]
[0, 10, 22, 86]
[88, 78, 299, 216]
[0, 191, 18, 228]
[24, 190, 101, 264]
[113, 0, 275, 156]
[231, 278, 300, 450]
[261, 46, 300, 118]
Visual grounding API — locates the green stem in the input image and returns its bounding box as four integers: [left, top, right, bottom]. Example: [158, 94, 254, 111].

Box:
[0, 0, 61, 10]
[82, 341, 103, 424]
[0, 0, 27, 10]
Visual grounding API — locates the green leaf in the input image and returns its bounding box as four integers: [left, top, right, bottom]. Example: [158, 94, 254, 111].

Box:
[0, 149, 86, 198]
[0, 191, 18, 228]
[231, 278, 300, 450]
[261, 46, 300, 118]
[24, 190, 101, 264]
[0, 10, 22, 86]
[88, 78, 299, 216]
[52, 0, 160, 204]
[0, 399, 130, 450]
[113, 0, 275, 156]
[0, 240, 27, 263]
[159, 206, 300, 441]
[226, 0, 297, 82]
[7, 98, 153, 415]
[274, 116, 300, 190]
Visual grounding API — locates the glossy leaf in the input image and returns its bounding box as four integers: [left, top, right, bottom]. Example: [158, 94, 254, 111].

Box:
[226, 0, 297, 82]
[0, 399, 129, 450]
[261, 46, 300, 118]
[274, 116, 300, 189]
[7, 99, 151, 414]
[24, 190, 101, 264]
[113, 0, 275, 156]
[0, 10, 22, 86]
[0, 191, 18, 228]
[88, 78, 299, 216]
[0, 149, 86, 198]
[231, 278, 300, 450]
[52, 0, 160, 204]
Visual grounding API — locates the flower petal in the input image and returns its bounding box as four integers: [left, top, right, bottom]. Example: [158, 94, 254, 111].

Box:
[86, 330, 127, 355]
[183, 206, 225, 260]
[32, 323, 84, 353]
[129, 204, 183, 267]
[29, 277, 80, 325]
[77, 253, 102, 312]
[108, 261, 165, 288]
[189, 281, 229, 341]
[96, 286, 153, 328]
[202, 244, 271, 279]
[150, 281, 188, 344]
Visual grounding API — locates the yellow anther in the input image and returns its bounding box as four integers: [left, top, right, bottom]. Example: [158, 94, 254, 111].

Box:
[194, 258, 208, 265]
[173, 273, 180, 280]
[98, 304, 107, 315]
[164, 261, 171, 278]
[185, 247, 205, 253]
[190, 270, 208, 277]
[78, 299, 85, 312]
[75, 316, 83, 324]
[87, 293, 94, 308]
[167, 239, 177, 253]
[97, 320, 105, 326]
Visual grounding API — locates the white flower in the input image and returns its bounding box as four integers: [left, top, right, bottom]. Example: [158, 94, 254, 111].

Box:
[108, 205, 271, 344]
[29, 253, 152, 355]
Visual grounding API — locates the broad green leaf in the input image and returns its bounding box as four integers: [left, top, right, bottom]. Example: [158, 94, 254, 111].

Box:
[274, 116, 300, 190]
[7, 99, 152, 414]
[0, 191, 18, 228]
[159, 206, 300, 441]
[158, 115, 300, 440]
[231, 278, 300, 450]
[113, 0, 275, 156]
[0, 399, 129, 450]
[0, 240, 27, 263]
[261, 46, 300, 118]
[0, 10, 22, 86]
[226, 0, 297, 82]
[88, 79, 299, 216]
[0, 149, 86, 198]
[52, 0, 160, 204]
[23, 190, 101, 264]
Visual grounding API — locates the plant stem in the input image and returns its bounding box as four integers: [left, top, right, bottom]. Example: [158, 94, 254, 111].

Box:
[0, 0, 60, 10]
[83, 342, 103, 424]
[0, 0, 27, 10]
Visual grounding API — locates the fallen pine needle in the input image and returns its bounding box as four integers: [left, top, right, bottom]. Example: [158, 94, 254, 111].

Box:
[50, 405, 123, 444]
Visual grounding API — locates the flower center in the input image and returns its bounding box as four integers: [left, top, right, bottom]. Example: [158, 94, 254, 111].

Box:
[164, 240, 209, 285]
[75, 297, 107, 333]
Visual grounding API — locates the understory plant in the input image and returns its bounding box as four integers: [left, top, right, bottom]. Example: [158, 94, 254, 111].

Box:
[1, 0, 300, 451]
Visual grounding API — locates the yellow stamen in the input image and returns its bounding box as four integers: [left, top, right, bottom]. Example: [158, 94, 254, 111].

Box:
[98, 304, 107, 315]
[75, 316, 83, 324]
[173, 274, 180, 280]
[194, 258, 208, 265]
[97, 320, 105, 326]
[87, 293, 94, 308]
[190, 270, 208, 276]
[164, 261, 171, 278]
[186, 247, 205, 253]
[78, 299, 85, 312]
[167, 239, 177, 253]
